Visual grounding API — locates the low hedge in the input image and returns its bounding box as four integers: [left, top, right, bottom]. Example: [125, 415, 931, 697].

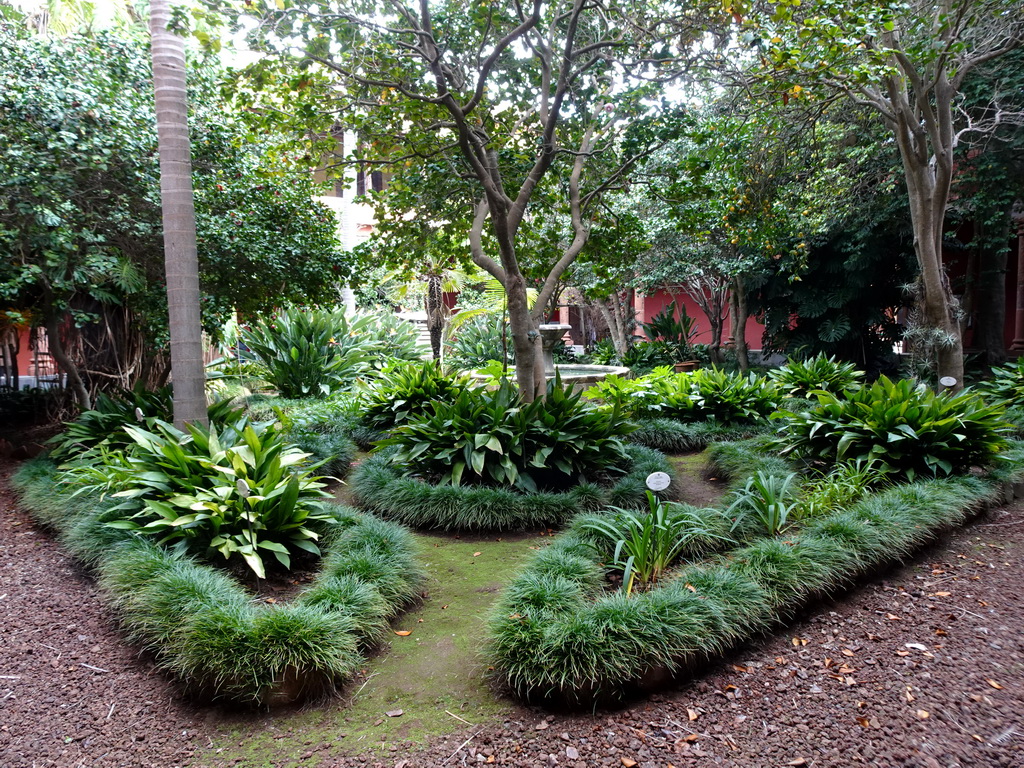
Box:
[626, 418, 770, 453]
[487, 444, 1024, 704]
[349, 444, 673, 531]
[12, 460, 422, 706]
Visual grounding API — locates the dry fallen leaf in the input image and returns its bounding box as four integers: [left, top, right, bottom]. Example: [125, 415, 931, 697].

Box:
[787, 759, 808, 767]
[486, 756, 495, 764]
[731, 664, 748, 673]
[792, 637, 808, 646]
[687, 708, 699, 721]
[621, 758, 638, 768]
[683, 734, 699, 744]
[933, 591, 951, 597]
[916, 710, 929, 719]
[935, 629, 948, 636]
[473, 552, 482, 557]
[535, 721, 549, 730]
[856, 716, 871, 729]
[987, 679, 1004, 690]
[842, 649, 856, 657]
[838, 665, 855, 675]
[905, 689, 915, 703]
[385, 709, 404, 718]
[394, 630, 412, 636]
[886, 613, 902, 620]
[896, 650, 911, 657]
[684, 583, 697, 593]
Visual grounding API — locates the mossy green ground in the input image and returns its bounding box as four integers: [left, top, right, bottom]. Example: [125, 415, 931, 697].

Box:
[209, 530, 542, 766]
[208, 452, 721, 766]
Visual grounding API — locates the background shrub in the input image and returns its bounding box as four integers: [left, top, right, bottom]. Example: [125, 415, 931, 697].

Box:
[768, 354, 864, 399]
[586, 368, 779, 425]
[383, 377, 635, 492]
[775, 375, 1011, 479]
[361, 361, 471, 432]
[48, 385, 238, 462]
[243, 306, 425, 399]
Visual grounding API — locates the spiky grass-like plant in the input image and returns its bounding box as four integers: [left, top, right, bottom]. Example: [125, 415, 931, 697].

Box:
[296, 574, 390, 645]
[705, 436, 795, 487]
[350, 445, 671, 531]
[168, 603, 362, 704]
[626, 418, 770, 453]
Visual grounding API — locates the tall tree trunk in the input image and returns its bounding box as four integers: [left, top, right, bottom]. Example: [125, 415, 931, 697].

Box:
[150, 0, 207, 428]
[902, 159, 963, 390]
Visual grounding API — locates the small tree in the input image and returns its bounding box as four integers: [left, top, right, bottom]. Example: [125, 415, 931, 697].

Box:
[226, 0, 723, 399]
[747, 0, 1024, 388]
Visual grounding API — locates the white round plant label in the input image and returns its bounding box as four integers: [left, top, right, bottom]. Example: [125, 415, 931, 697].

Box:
[645, 471, 671, 492]
[939, 376, 958, 388]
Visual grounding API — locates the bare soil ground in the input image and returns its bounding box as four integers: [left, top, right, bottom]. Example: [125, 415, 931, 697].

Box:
[2, 454, 1022, 768]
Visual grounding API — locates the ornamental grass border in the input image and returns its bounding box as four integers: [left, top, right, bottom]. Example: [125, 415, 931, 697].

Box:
[486, 440, 1024, 705]
[12, 460, 423, 707]
[625, 418, 771, 453]
[348, 444, 673, 532]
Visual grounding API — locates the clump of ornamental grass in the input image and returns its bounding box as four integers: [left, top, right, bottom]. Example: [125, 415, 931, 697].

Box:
[485, 451, 1018, 704]
[350, 444, 671, 531]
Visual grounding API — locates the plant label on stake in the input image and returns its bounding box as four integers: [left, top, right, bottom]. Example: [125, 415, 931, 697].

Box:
[646, 472, 671, 492]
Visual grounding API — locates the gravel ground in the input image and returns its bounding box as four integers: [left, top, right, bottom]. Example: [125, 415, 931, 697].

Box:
[1, 456, 1022, 768]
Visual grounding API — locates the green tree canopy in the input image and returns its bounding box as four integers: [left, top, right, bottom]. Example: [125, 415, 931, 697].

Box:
[0, 17, 347, 396]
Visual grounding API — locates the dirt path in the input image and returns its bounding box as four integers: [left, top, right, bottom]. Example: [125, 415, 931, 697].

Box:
[2, 456, 1022, 768]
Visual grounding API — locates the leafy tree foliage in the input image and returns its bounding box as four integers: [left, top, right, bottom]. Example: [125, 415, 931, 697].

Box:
[215, 0, 726, 399]
[743, 0, 1024, 388]
[0, 18, 346, 400]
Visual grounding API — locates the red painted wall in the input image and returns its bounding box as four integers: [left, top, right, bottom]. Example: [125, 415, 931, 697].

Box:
[640, 288, 763, 349]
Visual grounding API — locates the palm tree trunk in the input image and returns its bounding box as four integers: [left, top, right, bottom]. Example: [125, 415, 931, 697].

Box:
[150, 0, 207, 427]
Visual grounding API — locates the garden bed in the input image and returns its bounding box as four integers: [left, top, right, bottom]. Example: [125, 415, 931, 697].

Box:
[348, 444, 673, 531]
[11, 459, 423, 707]
[486, 440, 1024, 705]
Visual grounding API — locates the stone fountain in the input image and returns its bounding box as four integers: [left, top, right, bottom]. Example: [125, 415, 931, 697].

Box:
[536, 322, 629, 389]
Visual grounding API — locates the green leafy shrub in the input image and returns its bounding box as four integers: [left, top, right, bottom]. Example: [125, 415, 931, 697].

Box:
[580, 492, 731, 592]
[13, 457, 424, 706]
[774, 375, 1011, 479]
[361, 361, 471, 432]
[383, 377, 634, 492]
[243, 306, 373, 398]
[640, 300, 698, 362]
[446, 315, 512, 369]
[768, 354, 864, 399]
[586, 367, 779, 425]
[47, 384, 239, 462]
[68, 418, 334, 578]
[243, 307, 424, 399]
[974, 357, 1024, 405]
